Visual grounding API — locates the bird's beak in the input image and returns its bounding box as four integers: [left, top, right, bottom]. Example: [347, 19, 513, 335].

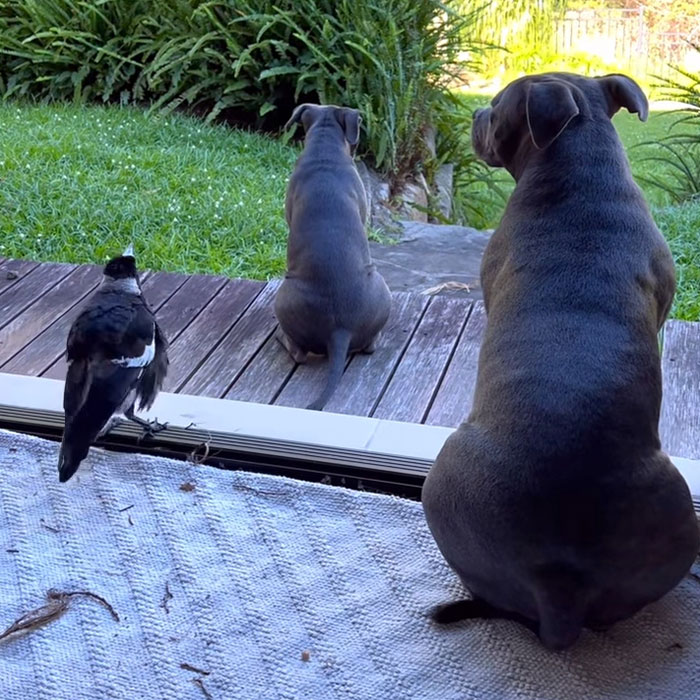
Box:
[123, 243, 135, 258]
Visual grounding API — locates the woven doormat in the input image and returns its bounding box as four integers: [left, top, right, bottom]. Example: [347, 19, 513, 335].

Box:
[0, 429, 698, 700]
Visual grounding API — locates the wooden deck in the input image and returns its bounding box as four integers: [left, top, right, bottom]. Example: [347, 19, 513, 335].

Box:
[1, 257, 698, 458]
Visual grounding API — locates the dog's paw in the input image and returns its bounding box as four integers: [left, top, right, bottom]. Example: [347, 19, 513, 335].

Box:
[275, 328, 309, 364]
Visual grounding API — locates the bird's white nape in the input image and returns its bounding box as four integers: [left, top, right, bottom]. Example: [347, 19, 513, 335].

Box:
[103, 276, 141, 294]
[111, 336, 156, 368]
[123, 243, 135, 258]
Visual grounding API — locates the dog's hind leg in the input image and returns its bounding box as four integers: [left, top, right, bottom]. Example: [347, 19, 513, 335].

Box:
[275, 327, 308, 364]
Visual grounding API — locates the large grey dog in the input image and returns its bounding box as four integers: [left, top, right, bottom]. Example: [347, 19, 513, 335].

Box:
[275, 104, 391, 410]
[422, 72, 699, 650]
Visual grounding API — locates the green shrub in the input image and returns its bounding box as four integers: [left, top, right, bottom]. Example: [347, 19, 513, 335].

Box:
[637, 45, 700, 203]
[0, 0, 483, 188]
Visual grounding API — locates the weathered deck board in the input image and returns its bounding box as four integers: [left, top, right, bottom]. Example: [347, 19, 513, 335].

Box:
[165, 278, 264, 392]
[323, 292, 430, 417]
[371, 295, 471, 423]
[1, 258, 699, 458]
[0, 258, 42, 300]
[425, 300, 486, 427]
[0, 262, 75, 331]
[660, 320, 700, 459]
[141, 270, 191, 310]
[273, 351, 347, 409]
[156, 274, 229, 344]
[224, 333, 295, 404]
[0, 265, 102, 368]
[180, 280, 279, 397]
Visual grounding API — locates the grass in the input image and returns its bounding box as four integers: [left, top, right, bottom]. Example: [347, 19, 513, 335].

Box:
[0, 102, 299, 279]
[1, 99, 698, 320]
[654, 202, 700, 321]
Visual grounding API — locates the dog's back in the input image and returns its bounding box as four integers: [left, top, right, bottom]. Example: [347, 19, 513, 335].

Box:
[274, 104, 391, 410]
[285, 131, 369, 284]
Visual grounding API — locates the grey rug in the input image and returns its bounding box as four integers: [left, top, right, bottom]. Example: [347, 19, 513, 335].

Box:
[0, 429, 698, 700]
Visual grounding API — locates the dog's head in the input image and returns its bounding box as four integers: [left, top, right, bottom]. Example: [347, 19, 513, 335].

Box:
[471, 72, 648, 176]
[285, 104, 362, 155]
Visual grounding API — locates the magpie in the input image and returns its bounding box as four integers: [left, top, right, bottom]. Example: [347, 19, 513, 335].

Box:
[58, 245, 169, 482]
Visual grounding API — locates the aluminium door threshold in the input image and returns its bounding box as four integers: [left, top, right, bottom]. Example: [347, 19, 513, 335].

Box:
[0, 372, 698, 513]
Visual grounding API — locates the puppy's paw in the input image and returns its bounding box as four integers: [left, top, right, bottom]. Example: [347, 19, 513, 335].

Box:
[275, 328, 309, 364]
[362, 333, 381, 354]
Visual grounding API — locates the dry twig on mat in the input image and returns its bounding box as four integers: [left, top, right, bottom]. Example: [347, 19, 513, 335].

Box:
[0, 589, 119, 642]
[160, 582, 173, 614]
[181, 662, 210, 676]
[193, 677, 214, 700]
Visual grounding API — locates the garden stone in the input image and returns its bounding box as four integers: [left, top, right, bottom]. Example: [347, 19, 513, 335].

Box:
[433, 163, 454, 220]
[356, 161, 399, 233]
[397, 181, 429, 223]
[370, 220, 492, 300]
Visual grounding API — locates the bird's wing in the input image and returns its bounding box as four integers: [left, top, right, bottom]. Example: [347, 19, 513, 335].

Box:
[137, 320, 169, 411]
[59, 362, 142, 482]
[63, 358, 91, 418]
[59, 293, 157, 482]
[68, 293, 156, 366]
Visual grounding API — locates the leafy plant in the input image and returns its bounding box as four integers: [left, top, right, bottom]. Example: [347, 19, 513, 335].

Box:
[0, 0, 485, 189]
[638, 44, 700, 203]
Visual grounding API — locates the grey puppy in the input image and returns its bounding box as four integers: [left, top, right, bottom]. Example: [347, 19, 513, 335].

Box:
[275, 104, 391, 410]
[422, 72, 699, 650]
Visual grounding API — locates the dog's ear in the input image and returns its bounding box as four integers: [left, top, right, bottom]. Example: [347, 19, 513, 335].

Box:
[596, 74, 649, 122]
[338, 108, 362, 147]
[284, 104, 312, 132]
[525, 81, 580, 150]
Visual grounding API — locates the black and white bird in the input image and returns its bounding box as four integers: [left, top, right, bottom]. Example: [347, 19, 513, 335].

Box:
[58, 245, 169, 482]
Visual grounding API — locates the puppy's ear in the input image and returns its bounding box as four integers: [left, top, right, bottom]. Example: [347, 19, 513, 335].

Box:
[525, 81, 580, 150]
[338, 108, 362, 147]
[597, 74, 649, 122]
[284, 104, 311, 132]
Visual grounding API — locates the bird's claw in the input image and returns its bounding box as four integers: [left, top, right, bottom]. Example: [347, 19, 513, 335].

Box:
[139, 418, 168, 441]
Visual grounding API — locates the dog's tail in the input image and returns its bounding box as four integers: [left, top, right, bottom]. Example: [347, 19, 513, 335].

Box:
[432, 565, 587, 651]
[307, 329, 352, 411]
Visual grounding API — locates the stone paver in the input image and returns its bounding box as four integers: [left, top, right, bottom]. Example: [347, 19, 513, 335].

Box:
[370, 221, 492, 300]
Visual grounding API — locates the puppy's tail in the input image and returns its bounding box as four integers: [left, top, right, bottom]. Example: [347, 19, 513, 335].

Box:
[307, 329, 352, 411]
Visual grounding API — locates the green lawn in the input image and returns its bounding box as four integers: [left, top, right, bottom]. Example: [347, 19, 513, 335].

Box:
[0, 103, 299, 279]
[0, 100, 698, 320]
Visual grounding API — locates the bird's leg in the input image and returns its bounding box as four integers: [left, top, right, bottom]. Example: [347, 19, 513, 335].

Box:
[123, 406, 168, 440]
[96, 416, 123, 439]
